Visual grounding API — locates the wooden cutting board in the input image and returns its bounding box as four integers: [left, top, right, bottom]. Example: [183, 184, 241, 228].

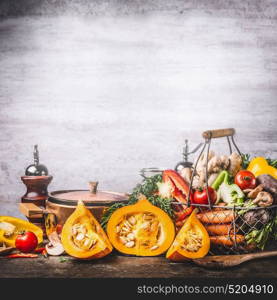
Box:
[192, 251, 277, 269]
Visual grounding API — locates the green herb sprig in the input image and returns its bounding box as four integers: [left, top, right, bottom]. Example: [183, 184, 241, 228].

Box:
[241, 153, 251, 169]
[266, 158, 277, 168]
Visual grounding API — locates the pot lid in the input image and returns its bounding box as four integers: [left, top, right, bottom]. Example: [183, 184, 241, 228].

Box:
[48, 182, 129, 207]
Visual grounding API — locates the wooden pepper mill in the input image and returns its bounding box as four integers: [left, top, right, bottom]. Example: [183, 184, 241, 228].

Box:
[21, 145, 53, 231]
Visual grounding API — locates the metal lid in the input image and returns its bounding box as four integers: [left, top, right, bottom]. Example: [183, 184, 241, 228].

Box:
[25, 145, 49, 176]
[47, 182, 129, 207]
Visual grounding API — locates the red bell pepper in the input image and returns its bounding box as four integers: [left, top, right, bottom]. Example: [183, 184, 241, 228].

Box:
[162, 170, 192, 203]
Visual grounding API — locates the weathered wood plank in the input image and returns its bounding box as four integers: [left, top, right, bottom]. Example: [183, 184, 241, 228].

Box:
[1, 254, 277, 278]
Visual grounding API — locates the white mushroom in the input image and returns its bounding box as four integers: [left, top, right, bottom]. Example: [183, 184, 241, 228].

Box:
[45, 232, 64, 256]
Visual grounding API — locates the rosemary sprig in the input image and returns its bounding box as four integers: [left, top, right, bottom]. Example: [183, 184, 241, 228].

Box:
[241, 153, 251, 169]
[100, 174, 174, 229]
[266, 158, 277, 168]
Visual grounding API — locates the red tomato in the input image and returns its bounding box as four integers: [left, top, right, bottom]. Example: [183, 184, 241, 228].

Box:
[235, 170, 256, 190]
[193, 187, 217, 206]
[15, 231, 38, 253]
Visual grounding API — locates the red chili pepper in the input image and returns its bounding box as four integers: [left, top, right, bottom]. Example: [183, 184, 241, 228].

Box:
[34, 247, 46, 253]
[56, 224, 63, 234]
[175, 206, 194, 222]
[42, 249, 48, 258]
[5, 253, 38, 258]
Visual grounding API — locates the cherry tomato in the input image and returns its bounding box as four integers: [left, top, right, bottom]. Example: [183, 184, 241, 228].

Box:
[193, 187, 217, 206]
[235, 170, 256, 190]
[15, 231, 38, 253]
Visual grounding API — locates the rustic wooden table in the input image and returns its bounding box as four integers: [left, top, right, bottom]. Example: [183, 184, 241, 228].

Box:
[1, 253, 277, 278]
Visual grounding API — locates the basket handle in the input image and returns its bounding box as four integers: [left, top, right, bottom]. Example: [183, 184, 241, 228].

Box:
[202, 128, 235, 139]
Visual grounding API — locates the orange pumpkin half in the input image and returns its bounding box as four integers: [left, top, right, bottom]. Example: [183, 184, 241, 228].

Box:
[107, 196, 175, 256]
[61, 200, 113, 259]
[166, 209, 210, 261]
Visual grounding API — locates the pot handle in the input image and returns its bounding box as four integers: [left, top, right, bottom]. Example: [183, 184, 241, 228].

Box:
[19, 203, 45, 218]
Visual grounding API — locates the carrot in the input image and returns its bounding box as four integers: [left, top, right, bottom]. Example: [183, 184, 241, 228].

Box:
[205, 224, 237, 236]
[197, 209, 236, 224]
[210, 234, 245, 247]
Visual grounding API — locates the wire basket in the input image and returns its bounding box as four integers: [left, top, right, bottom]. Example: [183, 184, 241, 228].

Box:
[179, 128, 277, 255]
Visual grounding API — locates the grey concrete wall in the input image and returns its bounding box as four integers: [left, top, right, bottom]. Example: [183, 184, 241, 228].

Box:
[0, 0, 277, 217]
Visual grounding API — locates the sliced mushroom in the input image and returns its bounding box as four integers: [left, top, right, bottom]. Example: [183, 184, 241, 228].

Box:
[252, 191, 273, 207]
[0, 222, 16, 237]
[45, 232, 64, 256]
[245, 184, 264, 199]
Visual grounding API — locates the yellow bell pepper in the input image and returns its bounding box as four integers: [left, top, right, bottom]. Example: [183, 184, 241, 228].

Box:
[247, 157, 277, 179]
[0, 216, 43, 247]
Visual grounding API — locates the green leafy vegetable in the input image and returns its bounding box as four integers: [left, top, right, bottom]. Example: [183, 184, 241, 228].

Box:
[100, 174, 174, 229]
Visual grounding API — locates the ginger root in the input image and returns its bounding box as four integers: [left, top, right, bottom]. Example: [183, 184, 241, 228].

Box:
[192, 151, 241, 189]
[228, 152, 242, 176]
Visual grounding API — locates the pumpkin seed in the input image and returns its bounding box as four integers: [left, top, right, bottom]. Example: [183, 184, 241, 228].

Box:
[125, 241, 135, 248]
[89, 239, 97, 249]
[119, 236, 127, 244]
[141, 222, 150, 229]
[121, 226, 131, 233]
[124, 221, 132, 229]
[83, 238, 92, 247]
[126, 233, 135, 240]
[76, 233, 85, 241]
[150, 245, 159, 251]
[128, 216, 136, 225]
[75, 224, 84, 233]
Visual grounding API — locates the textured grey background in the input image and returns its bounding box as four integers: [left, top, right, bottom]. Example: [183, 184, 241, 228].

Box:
[0, 0, 277, 218]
